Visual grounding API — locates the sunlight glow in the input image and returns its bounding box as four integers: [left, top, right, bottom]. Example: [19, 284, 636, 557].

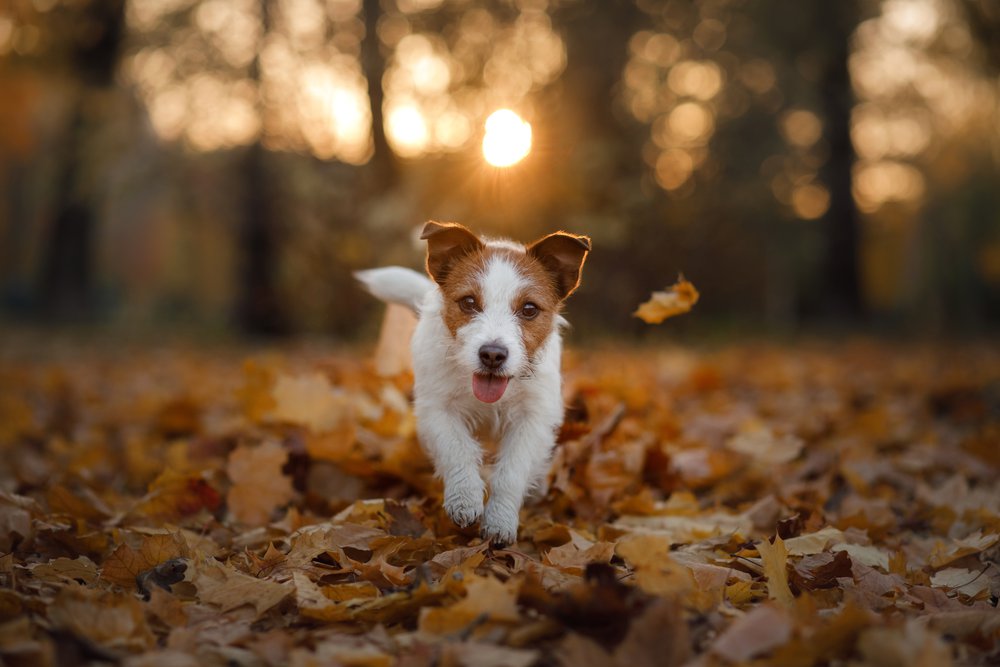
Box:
[387, 105, 429, 157]
[482, 109, 531, 167]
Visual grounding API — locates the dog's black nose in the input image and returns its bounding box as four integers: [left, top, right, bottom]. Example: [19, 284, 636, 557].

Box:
[478, 344, 508, 370]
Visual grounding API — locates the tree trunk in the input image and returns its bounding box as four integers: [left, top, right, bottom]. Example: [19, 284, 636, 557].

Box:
[817, 0, 864, 319]
[38, 0, 126, 320]
[361, 0, 399, 189]
[235, 0, 289, 336]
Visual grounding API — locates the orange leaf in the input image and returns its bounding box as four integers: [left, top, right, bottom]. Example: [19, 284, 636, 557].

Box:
[226, 441, 295, 526]
[633, 278, 700, 324]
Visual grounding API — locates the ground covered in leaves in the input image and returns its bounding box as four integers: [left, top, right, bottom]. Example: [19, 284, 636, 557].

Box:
[1, 336, 999, 666]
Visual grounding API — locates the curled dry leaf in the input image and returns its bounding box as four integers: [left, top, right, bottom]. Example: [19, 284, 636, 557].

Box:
[633, 278, 700, 324]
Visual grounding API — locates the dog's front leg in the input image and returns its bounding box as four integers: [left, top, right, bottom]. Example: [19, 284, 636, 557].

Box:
[482, 422, 556, 546]
[417, 411, 485, 528]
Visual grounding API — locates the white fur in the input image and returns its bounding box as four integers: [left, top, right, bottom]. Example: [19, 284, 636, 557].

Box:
[360, 248, 565, 545]
[353, 267, 434, 313]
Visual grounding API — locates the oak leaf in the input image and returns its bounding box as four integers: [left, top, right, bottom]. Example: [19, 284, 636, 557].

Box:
[756, 536, 795, 607]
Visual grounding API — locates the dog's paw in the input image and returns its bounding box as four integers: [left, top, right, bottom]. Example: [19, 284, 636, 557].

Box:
[481, 501, 519, 547]
[443, 483, 484, 528]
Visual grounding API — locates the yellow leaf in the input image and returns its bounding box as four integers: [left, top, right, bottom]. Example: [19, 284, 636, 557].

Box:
[633, 278, 700, 324]
[226, 441, 295, 526]
[756, 536, 795, 608]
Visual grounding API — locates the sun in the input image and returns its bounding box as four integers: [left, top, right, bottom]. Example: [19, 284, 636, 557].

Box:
[482, 109, 532, 167]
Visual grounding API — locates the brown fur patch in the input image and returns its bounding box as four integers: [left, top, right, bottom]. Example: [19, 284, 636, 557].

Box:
[436, 244, 562, 362]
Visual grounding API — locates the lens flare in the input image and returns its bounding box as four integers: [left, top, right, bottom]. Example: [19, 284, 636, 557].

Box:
[482, 109, 532, 167]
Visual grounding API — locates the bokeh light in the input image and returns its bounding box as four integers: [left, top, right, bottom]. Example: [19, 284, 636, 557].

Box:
[482, 109, 532, 167]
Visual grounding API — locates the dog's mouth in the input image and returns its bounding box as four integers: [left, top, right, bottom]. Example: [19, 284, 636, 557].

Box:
[472, 373, 509, 403]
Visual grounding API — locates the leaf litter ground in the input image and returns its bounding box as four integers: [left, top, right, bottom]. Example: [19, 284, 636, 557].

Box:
[1, 337, 998, 666]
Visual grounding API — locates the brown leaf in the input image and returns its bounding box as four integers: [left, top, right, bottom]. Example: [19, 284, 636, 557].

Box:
[756, 535, 795, 607]
[48, 586, 155, 652]
[710, 603, 793, 662]
[791, 550, 853, 591]
[226, 440, 295, 525]
[101, 533, 187, 589]
[191, 558, 292, 617]
[419, 574, 522, 635]
[633, 278, 699, 324]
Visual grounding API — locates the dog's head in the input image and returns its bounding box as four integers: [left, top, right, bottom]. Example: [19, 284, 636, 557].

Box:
[420, 221, 590, 403]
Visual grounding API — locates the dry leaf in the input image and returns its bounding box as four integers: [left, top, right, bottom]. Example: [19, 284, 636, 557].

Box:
[633, 278, 699, 324]
[226, 440, 295, 525]
[269, 372, 353, 433]
[756, 536, 795, 607]
[101, 532, 187, 589]
[711, 603, 793, 662]
[191, 558, 292, 617]
[48, 587, 155, 652]
[419, 574, 522, 635]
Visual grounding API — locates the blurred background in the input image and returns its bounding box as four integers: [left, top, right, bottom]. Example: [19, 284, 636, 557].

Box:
[0, 0, 998, 340]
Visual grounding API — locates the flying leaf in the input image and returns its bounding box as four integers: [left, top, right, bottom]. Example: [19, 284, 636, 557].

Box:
[633, 278, 700, 324]
[226, 440, 295, 525]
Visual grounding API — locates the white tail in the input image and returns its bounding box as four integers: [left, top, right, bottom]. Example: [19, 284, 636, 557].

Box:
[354, 267, 434, 313]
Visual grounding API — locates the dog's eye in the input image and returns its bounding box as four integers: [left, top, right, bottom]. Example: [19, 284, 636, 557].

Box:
[458, 296, 480, 313]
[519, 302, 540, 319]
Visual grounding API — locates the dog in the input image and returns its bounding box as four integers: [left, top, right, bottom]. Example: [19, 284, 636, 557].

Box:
[356, 221, 590, 545]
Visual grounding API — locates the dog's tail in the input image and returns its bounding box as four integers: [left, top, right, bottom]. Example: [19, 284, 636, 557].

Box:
[354, 267, 434, 314]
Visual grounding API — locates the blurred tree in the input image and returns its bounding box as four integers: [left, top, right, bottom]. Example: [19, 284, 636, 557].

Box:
[816, 0, 863, 319]
[38, 0, 126, 320]
[236, 0, 288, 336]
[361, 0, 399, 190]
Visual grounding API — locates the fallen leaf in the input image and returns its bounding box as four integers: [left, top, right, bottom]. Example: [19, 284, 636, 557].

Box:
[226, 440, 295, 525]
[419, 574, 522, 635]
[633, 278, 700, 324]
[269, 372, 353, 433]
[710, 603, 793, 662]
[756, 536, 795, 607]
[101, 532, 187, 589]
[191, 558, 292, 617]
[48, 586, 155, 652]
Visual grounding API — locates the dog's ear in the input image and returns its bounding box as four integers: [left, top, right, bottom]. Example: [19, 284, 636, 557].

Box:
[527, 232, 591, 300]
[420, 221, 484, 285]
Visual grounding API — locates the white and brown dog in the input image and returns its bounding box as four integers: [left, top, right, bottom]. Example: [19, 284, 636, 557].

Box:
[357, 222, 590, 545]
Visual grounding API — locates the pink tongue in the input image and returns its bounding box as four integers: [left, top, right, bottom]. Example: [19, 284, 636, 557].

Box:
[472, 374, 509, 403]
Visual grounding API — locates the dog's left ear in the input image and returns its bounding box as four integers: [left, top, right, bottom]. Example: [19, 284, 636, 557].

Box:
[420, 221, 484, 286]
[527, 232, 591, 300]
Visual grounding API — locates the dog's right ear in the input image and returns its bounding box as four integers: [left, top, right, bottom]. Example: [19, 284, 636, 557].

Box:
[420, 221, 483, 285]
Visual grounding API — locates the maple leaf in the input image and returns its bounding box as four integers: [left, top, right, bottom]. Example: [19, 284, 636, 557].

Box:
[633, 278, 700, 324]
[101, 532, 188, 589]
[226, 440, 295, 525]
